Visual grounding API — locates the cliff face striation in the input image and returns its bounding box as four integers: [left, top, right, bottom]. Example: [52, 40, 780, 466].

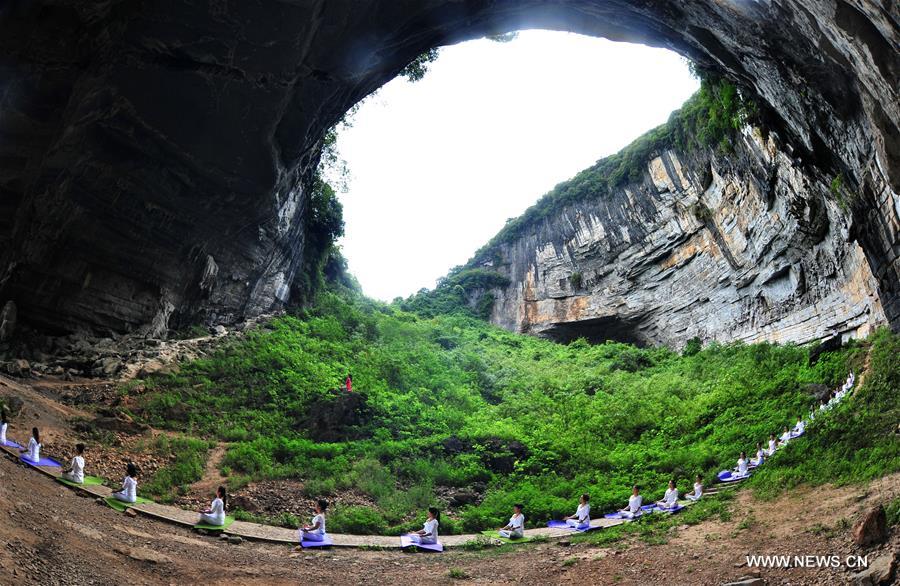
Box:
[474, 127, 886, 347]
[0, 1, 897, 339]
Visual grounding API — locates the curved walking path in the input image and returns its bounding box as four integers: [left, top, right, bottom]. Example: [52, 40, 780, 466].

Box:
[0, 366, 860, 551]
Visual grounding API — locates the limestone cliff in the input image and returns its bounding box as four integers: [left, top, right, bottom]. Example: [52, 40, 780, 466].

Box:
[473, 128, 886, 347]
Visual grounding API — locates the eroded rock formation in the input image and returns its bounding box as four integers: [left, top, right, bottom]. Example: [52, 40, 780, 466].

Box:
[476, 127, 886, 347]
[0, 1, 897, 338]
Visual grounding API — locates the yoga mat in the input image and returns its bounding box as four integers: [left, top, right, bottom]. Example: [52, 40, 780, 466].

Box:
[400, 535, 443, 552]
[104, 496, 152, 512]
[717, 470, 750, 482]
[546, 520, 592, 532]
[481, 530, 531, 544]
[19, 455, 61, 468]
[195, 516, 235, 531]
[603, 511, 643, 521]
[57, 475, 105, 488]
[2, 440, 22, 449]
[651, 504, 685, 514]
[300, 534, 333, 548]
[791, 430, 805, 438]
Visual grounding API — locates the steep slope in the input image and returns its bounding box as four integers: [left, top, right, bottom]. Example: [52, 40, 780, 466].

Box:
[471, 121, 886, 347]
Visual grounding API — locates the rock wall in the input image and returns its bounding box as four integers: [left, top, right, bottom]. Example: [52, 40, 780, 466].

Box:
[0, 1, 896, 337]
[479, 128, 886, 347]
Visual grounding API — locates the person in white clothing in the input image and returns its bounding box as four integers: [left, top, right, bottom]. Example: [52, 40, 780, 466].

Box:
[0, 409, 8, 445]
[735, 451, 749, 476]
[498, 504, 525, 539]
[22, 427, 42, 463]
[619, 486, 643, 518]
[408, 507, 439, 544]
[61, 443, 85, 484]
[299, 499, 328, 542]
[779, 426, 792, 445]
[564, 494, 590, 528]
[112, 462, 138, 503]
[766, 433, 778, 456]
[686, 475, 703, 502]
[656, 480, 679, 509]
[793, 416, 805, 435]
[751, 442, 765, 467]
[199, 485, 227, 526]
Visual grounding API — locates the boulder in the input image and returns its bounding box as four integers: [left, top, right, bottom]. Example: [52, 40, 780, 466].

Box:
[851, 551, 897, 586]
[1, 359, 31, 377]
[0, 395, 24, 417]
[448, 489, 480, 507]
[852, 505, 888, 547]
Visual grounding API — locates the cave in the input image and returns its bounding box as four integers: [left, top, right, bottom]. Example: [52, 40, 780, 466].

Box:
[541, 315, 649, 347]
[0, 1, 897, 338]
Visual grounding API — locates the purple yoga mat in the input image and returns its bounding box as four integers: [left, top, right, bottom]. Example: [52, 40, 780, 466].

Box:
[546, 520, 594, 531]
[651, 504, 685, 514]
[400, 535, 443, 552]
[19, 454, 61, 468]
[3, 440, 23, 449]
[300, 534, 333, 548]
[603, 510, 644, 520]
[717, 470, 749, 482]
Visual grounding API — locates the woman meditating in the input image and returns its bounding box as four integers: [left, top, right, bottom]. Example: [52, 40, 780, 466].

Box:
[112, 462, 138, 504]
[300, 499, 328, 542]
[656, 480, 678, 509]
[22, 427, 42, 463]
[198, 485, 227, 526]
[686, 475, 703, 502]
[564, 494, 590, 528]
[619, 486, 643, 519]
[498, 504, 525, 539]
[61, 443, 85, 484]
[751, 442, 765, 467]
[766, 433, 778, 456]
[735, 451, 749, 477]
[408, 507, 440, 544]
[0, 409, 8, 445]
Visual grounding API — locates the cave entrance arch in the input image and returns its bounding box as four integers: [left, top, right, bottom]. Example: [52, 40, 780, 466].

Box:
[0, 1, 896, 336]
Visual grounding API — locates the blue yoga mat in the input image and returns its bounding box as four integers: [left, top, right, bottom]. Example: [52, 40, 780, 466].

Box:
[651, 504, 685, 514]
[19, 454, 61, 468]
[3, 440, 23, 449]
[717, 470, 750, 483]
[300, 534, 333, 548]
[603, 510, 644, 521]
[546, 519, 592, 532]
[400, 535, 443, 552]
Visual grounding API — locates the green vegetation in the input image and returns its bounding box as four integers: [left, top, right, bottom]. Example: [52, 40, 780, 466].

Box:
[750, 327, 899, 497]
[470, 75, 759, 259]
[128, 290, 898, 535]
[137, 435, 215, 502]
[395, 267, 510, 319]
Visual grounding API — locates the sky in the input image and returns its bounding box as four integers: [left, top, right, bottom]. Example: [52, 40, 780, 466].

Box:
[332, 30, 699, 301]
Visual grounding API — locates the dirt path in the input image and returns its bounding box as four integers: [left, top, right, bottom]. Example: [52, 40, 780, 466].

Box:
[190, 442, 229, 496]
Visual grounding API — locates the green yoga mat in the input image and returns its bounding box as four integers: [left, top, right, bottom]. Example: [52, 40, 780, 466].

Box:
[481, 530, 531, 543]
[57, 475, 105, 488]
[194, 516, 235, 531]
[104, 496, 152, 512]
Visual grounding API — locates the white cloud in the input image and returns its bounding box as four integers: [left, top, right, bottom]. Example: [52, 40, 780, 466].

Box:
[334, 30, 699, 301]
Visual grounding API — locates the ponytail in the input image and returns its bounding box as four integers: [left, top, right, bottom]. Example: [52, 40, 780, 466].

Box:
[218, 485, 227, 510]
[32, 427, 39, 442]
[428, 506, 440, 523]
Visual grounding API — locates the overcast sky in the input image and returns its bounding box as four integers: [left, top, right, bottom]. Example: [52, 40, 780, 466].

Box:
[332, 30, 699, 301]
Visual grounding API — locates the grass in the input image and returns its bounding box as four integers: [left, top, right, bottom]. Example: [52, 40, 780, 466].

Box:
[448, 568, 469, 579]
[137, 435, 215, 502]
[127, 290, 897, 535]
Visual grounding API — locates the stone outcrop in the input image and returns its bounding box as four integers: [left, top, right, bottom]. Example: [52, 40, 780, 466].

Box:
[853, 504, 889, 547]
[0, 1, 897, 337]
[475, 128, 886, 347]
